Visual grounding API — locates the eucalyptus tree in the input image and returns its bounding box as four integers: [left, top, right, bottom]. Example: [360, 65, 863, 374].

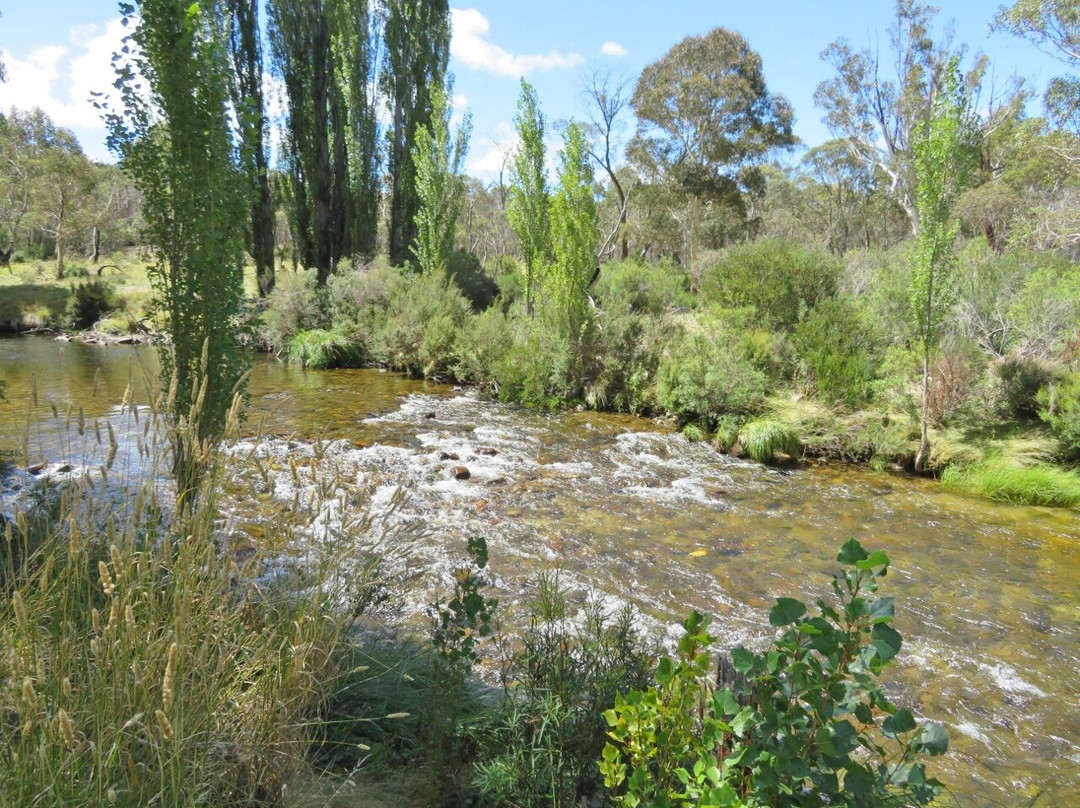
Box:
[815, 0, 985, 235]
[380, 0, 451, 267]
[507, 79, 551, 317]
[629, 27, 795, 250]
[911, 65, 974, 472]
[226, 0, 275, 295]
[106, 0, 250, 499]
[550, 122, 598, 339]
[412, 87, 471, 276]
[582, 71, 631, 261]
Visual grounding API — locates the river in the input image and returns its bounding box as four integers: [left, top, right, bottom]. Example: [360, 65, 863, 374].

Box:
[1, 336, 1078, 807]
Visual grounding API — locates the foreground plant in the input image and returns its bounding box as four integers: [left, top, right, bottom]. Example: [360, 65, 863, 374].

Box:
[600, 539, 947, 807]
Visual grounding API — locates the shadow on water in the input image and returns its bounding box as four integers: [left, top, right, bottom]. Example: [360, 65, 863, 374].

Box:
[1, 336, 1078, 806]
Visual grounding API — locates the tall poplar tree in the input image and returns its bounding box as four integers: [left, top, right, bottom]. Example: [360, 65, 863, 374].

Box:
[507, 79, 551, 318]
[380, 0, 451, 267]
[106, 0, 249, 500]
[226, 0, 275, 296]
[550, 122, 598, 339]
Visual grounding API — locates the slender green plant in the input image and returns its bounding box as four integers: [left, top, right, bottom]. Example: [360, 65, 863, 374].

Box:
[104, 0, 249, 501]
[910, 61, 973, 471]
[508, 79, 552, 318]
[413, 86, 472, 276]
[550, 121, 599, 340]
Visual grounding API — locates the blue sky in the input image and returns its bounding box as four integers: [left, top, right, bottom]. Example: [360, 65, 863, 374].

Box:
[0, 1, 1066, 180]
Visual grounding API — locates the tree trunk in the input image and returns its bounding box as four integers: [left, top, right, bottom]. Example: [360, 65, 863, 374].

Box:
[914, 352, 931, 473]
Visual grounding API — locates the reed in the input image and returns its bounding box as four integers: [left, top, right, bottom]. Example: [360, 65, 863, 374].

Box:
[941, 458, 1080, 508]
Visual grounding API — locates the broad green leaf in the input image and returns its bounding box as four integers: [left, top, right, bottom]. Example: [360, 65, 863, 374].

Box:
[883, 708, 917, 737]
[856, 549, 890, 570]
[730, 646, 755, 675]
[870, 623, 902, 663]
[769, 597, 807, 626]
[867, 596, 895, 624]
[837, 538, 868, 564]
[917, 721, 949, 755]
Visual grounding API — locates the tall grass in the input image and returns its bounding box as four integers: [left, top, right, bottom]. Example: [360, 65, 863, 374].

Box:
[0, 374, 413, 807]
[737, 417, 802, 464]
[941, 458, 1080, 507]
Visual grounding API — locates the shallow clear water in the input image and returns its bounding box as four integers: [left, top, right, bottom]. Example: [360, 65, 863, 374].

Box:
[1, 336, 1077, 806]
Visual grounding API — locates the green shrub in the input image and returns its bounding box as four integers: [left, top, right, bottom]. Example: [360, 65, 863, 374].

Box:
[941, 458, 1080, 507]
[593, 259, 693, 315]
[469, 573, 654, 808]
[374, 269, 472, 379]
[66, 279, 118, 329]
[699, 239, 841, 330]
[737, 417, 802, 463]
[258, 268, 323, 353]
[656, 321, 769, 425]
[1040, 370, 1080, 458]
[599, 540, 948, 808]
[447, 249, 499, 312]
[489, 309, 582, 409]
[997, 355, 1054, 419]
[792, 296, 883, 408]
[456, 307, 515, 395]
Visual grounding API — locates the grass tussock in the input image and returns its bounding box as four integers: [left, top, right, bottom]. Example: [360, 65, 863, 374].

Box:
[941, 458, 1080, 507]
[288, 327, 361, 369]
[737, 417, 802, 464]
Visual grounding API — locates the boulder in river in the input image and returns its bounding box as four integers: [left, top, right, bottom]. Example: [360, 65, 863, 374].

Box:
[449, 465, 471, 480]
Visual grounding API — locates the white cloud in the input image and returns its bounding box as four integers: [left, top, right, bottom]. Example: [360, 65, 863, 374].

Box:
[600, 41, 627, 58]
[451, 8, 583, 77]
[0, 19, 128, 134]
[467, 121, 516, 180]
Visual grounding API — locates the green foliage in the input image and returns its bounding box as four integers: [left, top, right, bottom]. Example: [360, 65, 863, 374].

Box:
[508, 80, 552, 317]
[258, 268, 323, 354]
[375, 268, 471, 379]
[700, 240, 841, 330]
[413, 86, 471, 276]
[287, 327, 361, 369]
[593, 259, 693, 316]
[792, 296, 882, 409]
[1039, 370, 1080, 458]
[447, 249, 499, 312]
[997, 356, 1054, 419]
[737, 417, 802, 463]
[549, 121, 599, 339]
[600, 541, 948, 808]
[469, 574, 654, 808]
[66, 279, 118, 330]
[656, 321, 769, 425]
[941, 458, 1080, 507]
[429, 537, 498, 683]
[106, 0, 250, 497]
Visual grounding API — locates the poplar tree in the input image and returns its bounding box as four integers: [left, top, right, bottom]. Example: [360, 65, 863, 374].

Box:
[911, 64, 973, 471]
[412, 87, 471, 276]
[507, 79, 551, 318]
[550, 122, 598, 338]
[380, 0, 451, 266]
[106, 0, 249, 499]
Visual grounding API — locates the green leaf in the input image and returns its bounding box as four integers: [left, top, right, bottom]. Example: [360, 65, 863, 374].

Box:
[730, 647, 755, 675]
[714, 689, 740, 717]
[769, 597, 807, 626]
[883, 708, 917, 737]
[870, 623, 902, 663]
[837, 538, 868, 565]
[856, 549, 889, 570]
[917, 721, 949, 756]
[867, 596, 895, 624]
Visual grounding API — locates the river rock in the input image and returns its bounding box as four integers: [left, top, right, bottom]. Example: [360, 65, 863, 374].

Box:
[27, 462, 46, 475]
[449, 465, 471, 480]
[439, 451, 460, 461]
[422, 411, 437, 420]
[476, 447, 498, 456]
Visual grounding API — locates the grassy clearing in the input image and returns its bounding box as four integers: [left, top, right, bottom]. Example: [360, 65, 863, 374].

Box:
[941, 458, 1080, 507]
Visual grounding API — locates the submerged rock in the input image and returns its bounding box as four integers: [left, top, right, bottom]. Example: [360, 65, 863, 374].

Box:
[449, 465, 471, 480]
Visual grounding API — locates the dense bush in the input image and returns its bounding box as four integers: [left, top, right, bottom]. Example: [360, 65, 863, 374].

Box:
[258, 269, 323, 354]
[593, 259, 693, 315]
[699, 240, 841, 330]
[792, 296, 883, 409]
[656, 319, 769, 426]
[997, 355, 1054, 418]
[1039, 370, 1080, 459]
[447, 249, 499, 312]
[375, 269, 473, 379]
[66, 279, 119, 329]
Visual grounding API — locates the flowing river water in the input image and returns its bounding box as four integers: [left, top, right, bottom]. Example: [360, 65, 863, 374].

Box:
[1, 336, 1078, 807]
